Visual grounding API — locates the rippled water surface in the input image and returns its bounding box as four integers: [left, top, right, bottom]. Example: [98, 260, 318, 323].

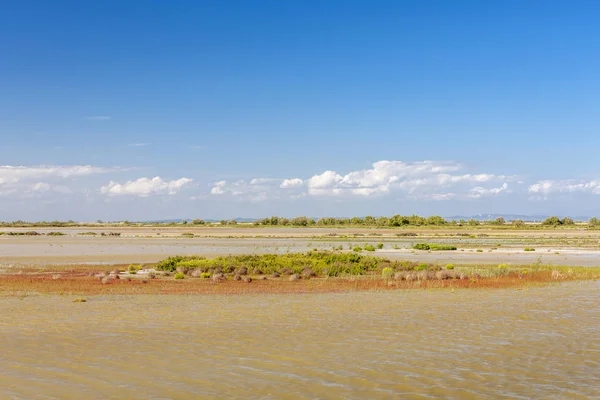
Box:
[1, 282, 599, 399]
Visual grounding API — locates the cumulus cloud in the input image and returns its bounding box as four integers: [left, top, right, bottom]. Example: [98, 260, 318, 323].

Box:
[0, 165, 116, 185]
[209, 180, 271, 201]
[0, 165, 120, 198]
[469, 183, 509, 199]
[528, 180, 600, 195]
[280, 178, 304, 188]
[101, 177, 193, 197]
[210, 160, 512, 201]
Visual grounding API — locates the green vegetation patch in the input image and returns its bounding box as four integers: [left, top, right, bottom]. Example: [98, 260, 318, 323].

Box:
[155, 252, 443, 277]
[412, 243, 457, 251]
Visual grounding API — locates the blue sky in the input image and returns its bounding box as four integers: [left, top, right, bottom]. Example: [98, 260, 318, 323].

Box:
[1, 0, 599, 220]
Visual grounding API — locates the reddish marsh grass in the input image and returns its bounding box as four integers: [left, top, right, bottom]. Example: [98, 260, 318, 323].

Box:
[0, 266, 596, 296]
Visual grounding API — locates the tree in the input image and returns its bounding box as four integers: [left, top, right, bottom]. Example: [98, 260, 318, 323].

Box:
[426, 215, 447, 225]
[192, 219, 205, 225]
[589, 217, 600, 227]
[542, 216, 562, 226]
[468, 218, 480, 226]
[494, 217, 506, 225]
[512, 219, 525, 227]
[561, 217, 575, 225]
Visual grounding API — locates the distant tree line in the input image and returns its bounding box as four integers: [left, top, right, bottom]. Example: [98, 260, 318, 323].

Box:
[2, 215, 599, 228]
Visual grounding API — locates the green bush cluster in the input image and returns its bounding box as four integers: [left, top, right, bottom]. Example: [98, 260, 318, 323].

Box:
[542, 216, 575, 226]
[255, 214, 450, 227]
[363, 244, 375, 251]
[154, 252, 442, 277]
[412, 243, 457, 251]
[0, 231, 41, 236]
[128, 264, 143, 273]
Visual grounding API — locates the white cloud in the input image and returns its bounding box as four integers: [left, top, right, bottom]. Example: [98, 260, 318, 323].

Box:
[211, 181, 227, 195]
[280, 178, 304, 188]
[468, 183, 508, 199]
[528, 180, 600, 195]
[305, 161, 509, 197]
[31, 182, 51, 192]
[101, 177, 193, 197]
[210, 160, 512, 201]
[209, 179, 271, 201]
[87, 116, 112, 120]
[0, 165, 116, 185]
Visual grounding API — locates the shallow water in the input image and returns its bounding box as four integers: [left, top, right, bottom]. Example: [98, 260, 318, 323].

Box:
[3, 236, 600, 266]
[1, 282, 599, 399]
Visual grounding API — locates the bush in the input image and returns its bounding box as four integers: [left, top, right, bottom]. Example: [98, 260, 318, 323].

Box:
[363, 244, 375, 251]
[413, 243, 431, 250]
[128, 264, 142, 273]
[524, 247, 536, 252]
[542, 216, 562, 226]
[376, 243, 384, 249]
[353, 246, 363, 252]
[154, 252, 415, 278]
[47, 232, 65, 236]
[382, 267, 394, 279]
[174, 272, 185, 279]
[200, 272, 211, 279]
[445, 264, 455, 270]
[412, 243, 457, 251]
[415, 263, 429, 271]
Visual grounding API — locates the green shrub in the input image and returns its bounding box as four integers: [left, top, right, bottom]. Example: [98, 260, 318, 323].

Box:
[413, 243, 457, 251]
[128, 264, 142, 273]
[200, 272, 211, 279]
[476, 249, 483, 252]
[376, 243, 384, 249]
[445, 264, 455, 270]
[174, 272, 185, 279]
[154, 252, 411, 278]
[47, 232, 65, 236]
[542, 216, 562, 226]
[363, 244, 375, 251]
[524, 247, 536, 252]
[415, 263, 429, 271]
[353, 246, 363, 252]
[382, 267, 394, 279]
[413, 243, 431, 250]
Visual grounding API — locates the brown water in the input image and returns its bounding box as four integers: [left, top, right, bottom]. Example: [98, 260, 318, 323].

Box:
[1, 283, 599, 399]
